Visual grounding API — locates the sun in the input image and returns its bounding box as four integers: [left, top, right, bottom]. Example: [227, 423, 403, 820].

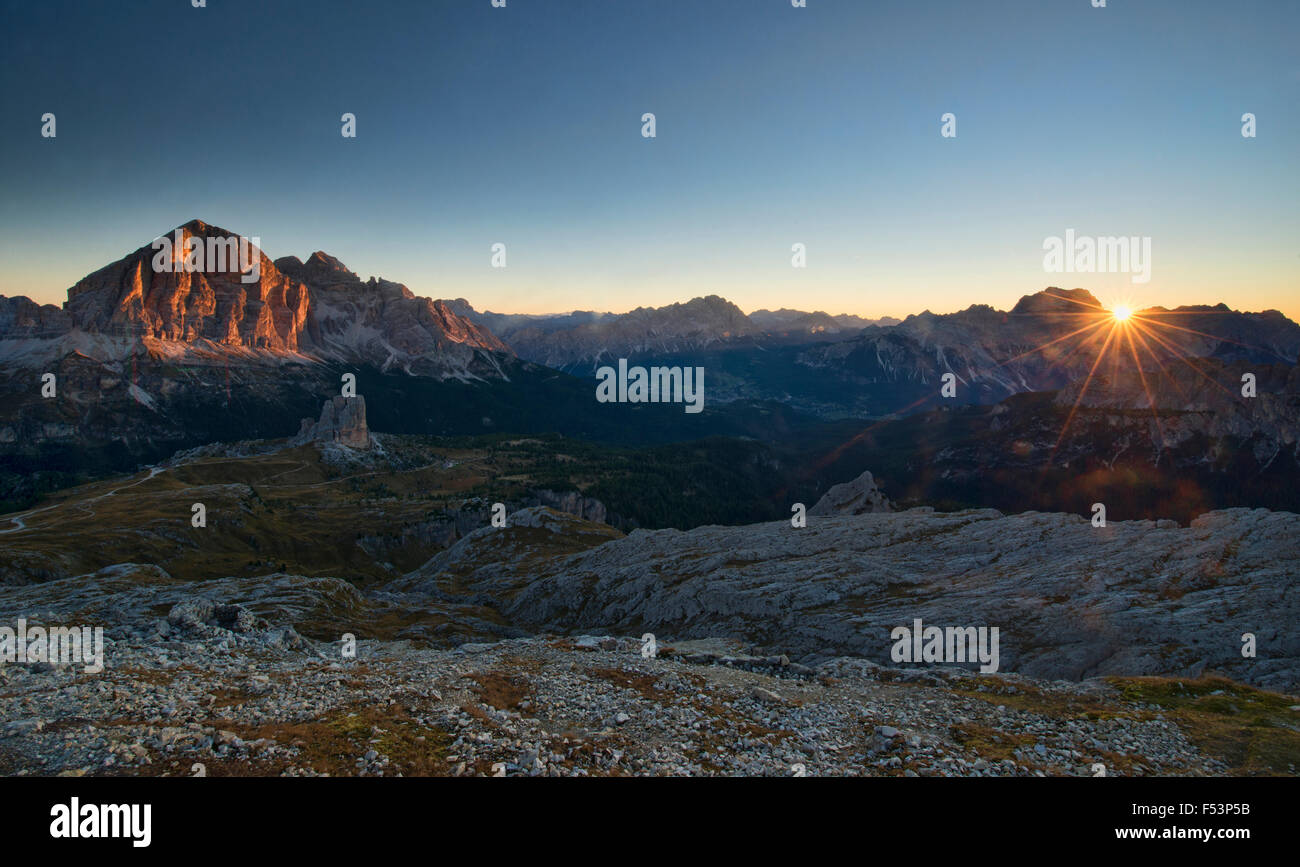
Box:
[986, 289, 1244, 472]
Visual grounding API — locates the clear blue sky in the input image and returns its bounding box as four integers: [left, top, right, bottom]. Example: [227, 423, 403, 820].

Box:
[1, 0, 1296, 319]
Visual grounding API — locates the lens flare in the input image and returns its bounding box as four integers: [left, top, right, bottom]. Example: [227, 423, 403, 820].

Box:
[810, 289, 1257, 484]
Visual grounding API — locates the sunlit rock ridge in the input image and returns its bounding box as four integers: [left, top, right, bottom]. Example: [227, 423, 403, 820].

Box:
[0, 219, 511, 378]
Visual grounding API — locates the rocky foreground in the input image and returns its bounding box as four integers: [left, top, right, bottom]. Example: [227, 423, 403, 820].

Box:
[1, 613, 1297, 777]
[0, 633, 1249, 778]
[391, 505, 1300, 692]
[2, 498, 1298, 777]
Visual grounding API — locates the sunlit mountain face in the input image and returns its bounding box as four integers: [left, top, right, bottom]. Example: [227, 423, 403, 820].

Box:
[2, 0, 1298, 791]
[0, 222, 1296, 528]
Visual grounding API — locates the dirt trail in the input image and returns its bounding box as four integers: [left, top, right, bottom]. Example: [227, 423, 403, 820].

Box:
[0, 466, 166, 535]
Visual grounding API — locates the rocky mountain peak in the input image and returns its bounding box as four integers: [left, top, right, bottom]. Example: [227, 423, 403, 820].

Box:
[0, 220, 514, 378]
[175, 217, 217, 235]
[307, 250, 352, 273]
[1010, 287, 1103, 316]
[672, 295, 752, 330]
[274, 251, 361, 289]
[62, 220, 307, 352]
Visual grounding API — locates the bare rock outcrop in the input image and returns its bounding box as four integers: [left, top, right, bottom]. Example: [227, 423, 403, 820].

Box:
[527, 489, 608, 524]
[393, 505, 1300, 691]
[291, 396, 370, 449]
[809, 470, 892, 515]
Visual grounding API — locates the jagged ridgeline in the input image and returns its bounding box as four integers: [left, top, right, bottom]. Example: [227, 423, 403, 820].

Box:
[2, 220, 1299, 524]
[0, 221, 819, 509]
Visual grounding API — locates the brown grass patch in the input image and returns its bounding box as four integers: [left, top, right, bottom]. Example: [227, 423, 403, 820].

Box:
[1108, 676, 1300, 776]
[588, 667, 673, 702]
[953, 677, 1129, 721]
[109, 703, 454, 777]
[950, 722, 1036, 763]
[471, 672, 532, 711]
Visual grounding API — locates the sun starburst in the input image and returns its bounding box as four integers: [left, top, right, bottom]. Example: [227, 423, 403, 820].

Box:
[1017, 291, 1258, 467]
[793, 290, 1272, 496]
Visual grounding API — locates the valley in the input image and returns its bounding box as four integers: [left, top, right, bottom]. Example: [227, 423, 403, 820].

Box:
[1, 221, 1296, 780]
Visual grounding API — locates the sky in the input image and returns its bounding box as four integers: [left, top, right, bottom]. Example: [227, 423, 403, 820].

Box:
[0, 0, 1296, 321]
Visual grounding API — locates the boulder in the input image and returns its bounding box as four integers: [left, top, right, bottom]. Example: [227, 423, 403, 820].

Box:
[809, 470, 892, 516]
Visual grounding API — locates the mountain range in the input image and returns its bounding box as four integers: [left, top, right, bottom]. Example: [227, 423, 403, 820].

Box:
[457, 287, 1300, 420]
[798, 289, 1300, 413]
[3, 221, 1298, 780]
[2, 219, 1298, 520]
[448, 296, 898, 370]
